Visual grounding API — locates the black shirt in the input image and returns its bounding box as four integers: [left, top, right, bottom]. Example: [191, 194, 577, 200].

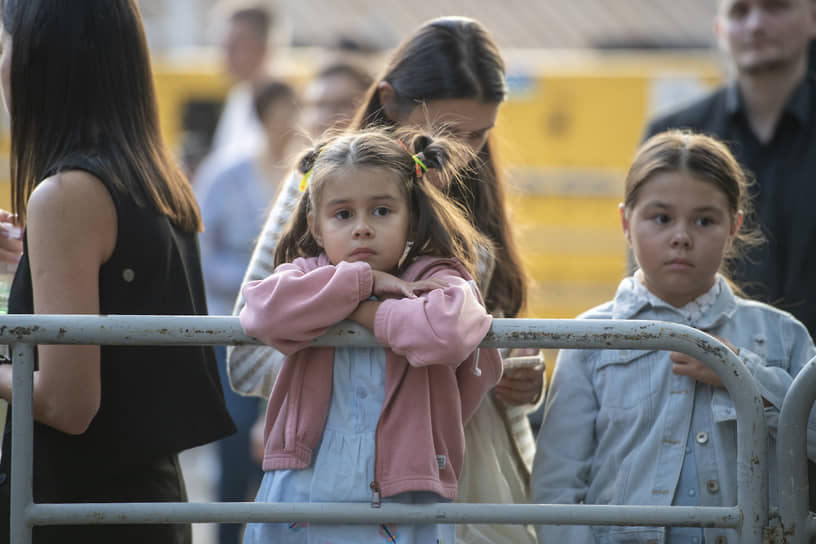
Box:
[646, 75, 816, 338]
[4, 152, 236, 500]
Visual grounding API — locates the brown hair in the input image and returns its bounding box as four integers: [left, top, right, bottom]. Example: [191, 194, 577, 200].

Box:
[274, 126, 490, 279]
[348, 16, 526, 316]
[3, 0, 203, 232]
[624, 129, 762, 282]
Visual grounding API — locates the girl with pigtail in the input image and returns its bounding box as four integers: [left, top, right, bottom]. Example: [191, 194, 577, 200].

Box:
[230, 20, 540, 542]
[239, 126, 503, 544]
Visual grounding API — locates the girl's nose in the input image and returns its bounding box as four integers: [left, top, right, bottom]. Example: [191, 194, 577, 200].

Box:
[352, 220, 373, 239]
[670, 227, 692, 248]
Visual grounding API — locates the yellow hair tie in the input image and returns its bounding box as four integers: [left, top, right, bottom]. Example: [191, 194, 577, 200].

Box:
[397, 139, 428, 178]
[299, 170, 311, 192]
[412, 155, 427, 178]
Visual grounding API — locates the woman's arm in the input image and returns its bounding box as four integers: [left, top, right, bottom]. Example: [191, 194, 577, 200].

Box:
[0, 171, 116, 434]
[227, 171, 299, 398]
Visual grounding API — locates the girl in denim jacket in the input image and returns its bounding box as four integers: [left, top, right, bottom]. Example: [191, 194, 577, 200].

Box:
[532, 130, 816, 544]
[238, 127, 503, 544]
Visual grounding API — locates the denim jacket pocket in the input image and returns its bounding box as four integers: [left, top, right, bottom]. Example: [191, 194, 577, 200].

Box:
[594, 350, 655, 409]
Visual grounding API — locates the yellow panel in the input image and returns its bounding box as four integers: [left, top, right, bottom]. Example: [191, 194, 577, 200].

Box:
[509, 195, 623, 229]
[526, 281, 621, 319]
[496, 75, 648, 170]
[525, 253, 625, 282]
[152, 59, 231, 157]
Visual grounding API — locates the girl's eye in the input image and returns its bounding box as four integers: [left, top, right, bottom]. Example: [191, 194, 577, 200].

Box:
[334, 210, 351, 220]
[653, 214, 670, 224]
[373, 206, 391, 217]
[697, 216, 714, 227]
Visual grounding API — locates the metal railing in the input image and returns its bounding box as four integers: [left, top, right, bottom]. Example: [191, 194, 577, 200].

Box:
[777, 354, 816, 544]
[3, 316, 771, 543]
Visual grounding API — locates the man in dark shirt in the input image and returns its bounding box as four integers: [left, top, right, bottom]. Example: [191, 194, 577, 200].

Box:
[646, 0, 816, 338]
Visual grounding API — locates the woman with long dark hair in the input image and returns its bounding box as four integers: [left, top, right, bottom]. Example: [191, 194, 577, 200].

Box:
[229, 16, 541, 544]
[0, 1, 235, 542]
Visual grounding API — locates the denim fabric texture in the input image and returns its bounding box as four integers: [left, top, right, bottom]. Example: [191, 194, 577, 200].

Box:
[532, 274, 816, 544]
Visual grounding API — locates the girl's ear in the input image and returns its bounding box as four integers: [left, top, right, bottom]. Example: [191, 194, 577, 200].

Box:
[619, 203, 632, 246]
[307, 212, 323, 248]
[377, 81, 402, 123]
[730, 210, 744, 237]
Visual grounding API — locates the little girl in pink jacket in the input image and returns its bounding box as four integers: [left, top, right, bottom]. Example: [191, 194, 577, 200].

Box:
[239, 127, 503, 544]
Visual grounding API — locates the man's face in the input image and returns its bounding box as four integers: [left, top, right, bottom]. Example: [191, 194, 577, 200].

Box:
[716, 0, 816, 74]
[223, 19, 267, 82]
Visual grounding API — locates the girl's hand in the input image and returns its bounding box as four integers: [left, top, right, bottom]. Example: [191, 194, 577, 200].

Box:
[669, 335, 735, 388]
[0, 211, 22, 270]
[494, 349, 545, 406]
[370, 269, 447, 299]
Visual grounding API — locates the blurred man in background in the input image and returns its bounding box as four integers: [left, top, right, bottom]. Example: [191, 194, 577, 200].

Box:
[210, 2, 275, 159]
[645, 0, 816, 338]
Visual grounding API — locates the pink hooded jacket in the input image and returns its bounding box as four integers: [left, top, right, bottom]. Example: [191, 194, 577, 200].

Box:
[239, 254, 502, 501]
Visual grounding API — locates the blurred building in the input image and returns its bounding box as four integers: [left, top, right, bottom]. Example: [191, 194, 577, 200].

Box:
[137, 0, 717, 52]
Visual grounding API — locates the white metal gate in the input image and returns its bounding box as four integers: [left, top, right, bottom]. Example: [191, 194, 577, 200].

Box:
[4, 315, 806, 543]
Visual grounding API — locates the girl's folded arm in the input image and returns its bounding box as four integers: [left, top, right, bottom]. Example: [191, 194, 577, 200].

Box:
[239, 259, 372, 352]
[373, 270, 491, 367]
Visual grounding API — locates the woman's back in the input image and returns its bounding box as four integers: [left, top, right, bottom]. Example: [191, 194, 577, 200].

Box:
[0, 153, 235, 544]
[6, 152, 234, 476]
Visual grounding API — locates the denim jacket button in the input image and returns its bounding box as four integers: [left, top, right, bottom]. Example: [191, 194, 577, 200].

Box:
[706, 479, 720, 493]
[714, 537, 727, 544]
[695, 431, 709, 444]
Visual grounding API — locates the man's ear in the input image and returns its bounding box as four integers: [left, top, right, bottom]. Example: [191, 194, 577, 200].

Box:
[307, 213, 323, 247]
[377, 81, 401, 122]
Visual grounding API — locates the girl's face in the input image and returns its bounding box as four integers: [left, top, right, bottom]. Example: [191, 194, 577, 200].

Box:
[621, 170, 742, 308]
[0, 31, 12, 113]
[308, 166, 411, 272]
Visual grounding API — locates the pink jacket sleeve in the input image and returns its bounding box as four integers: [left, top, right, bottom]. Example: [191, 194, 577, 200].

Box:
[373, 266, 493, 368]
[239, 257, 373, 355]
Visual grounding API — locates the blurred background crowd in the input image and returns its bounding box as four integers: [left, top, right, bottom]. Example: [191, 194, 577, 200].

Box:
[131, 0, 729, 323]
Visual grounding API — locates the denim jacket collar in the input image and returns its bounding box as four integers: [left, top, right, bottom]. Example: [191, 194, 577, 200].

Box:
[610, 273, 739, 331]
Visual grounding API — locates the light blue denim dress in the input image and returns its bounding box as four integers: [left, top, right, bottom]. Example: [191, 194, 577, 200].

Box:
[243, 346, 455, 544]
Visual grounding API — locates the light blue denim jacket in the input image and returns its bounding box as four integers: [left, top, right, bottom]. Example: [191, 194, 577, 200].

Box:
[532, 275, 816, 544]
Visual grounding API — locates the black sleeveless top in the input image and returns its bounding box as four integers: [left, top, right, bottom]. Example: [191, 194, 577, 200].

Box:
[4, 154, 236, 497]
